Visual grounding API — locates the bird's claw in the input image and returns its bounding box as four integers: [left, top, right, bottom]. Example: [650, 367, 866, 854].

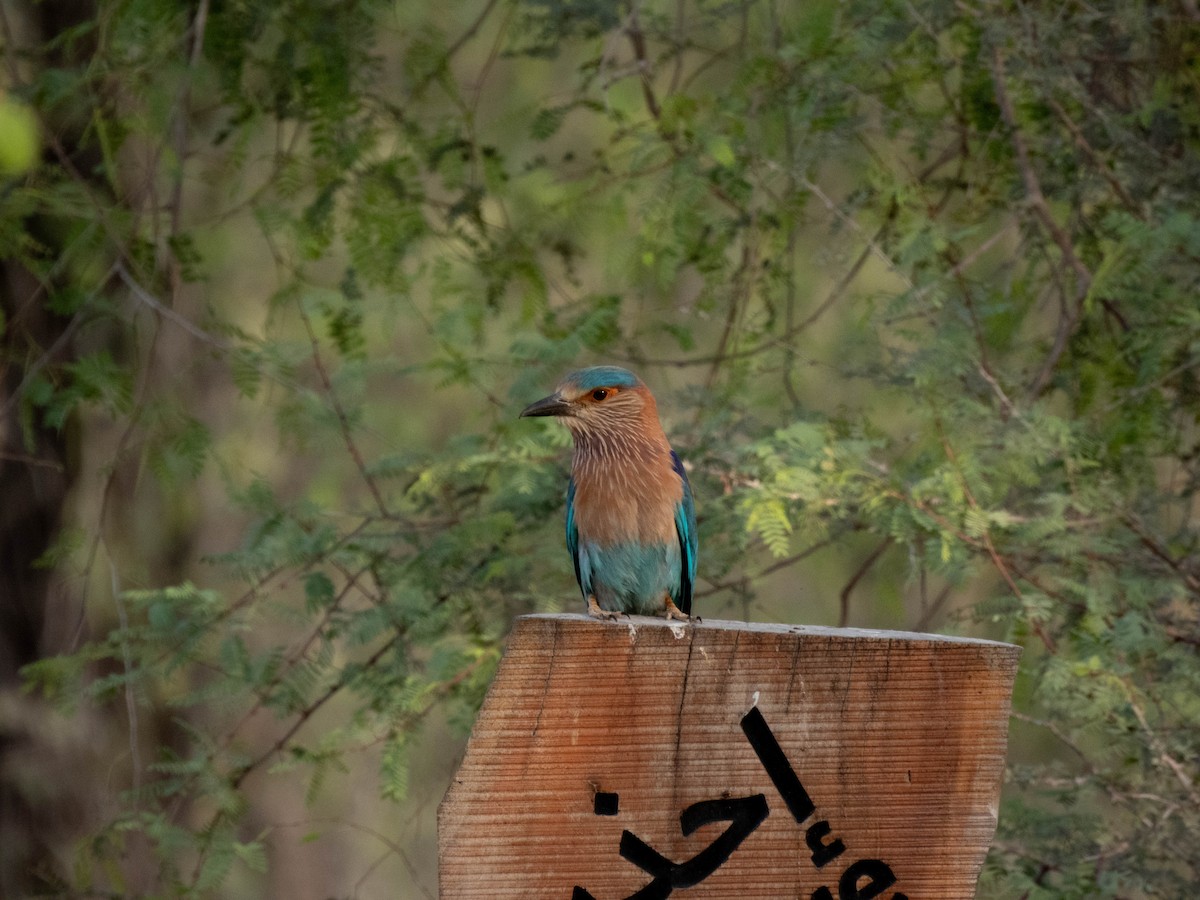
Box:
[587, 595, 625, 621]
[662, 597, 693, 622]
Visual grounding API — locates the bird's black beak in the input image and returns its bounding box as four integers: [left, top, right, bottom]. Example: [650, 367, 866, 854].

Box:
[520, 392, 573, 418]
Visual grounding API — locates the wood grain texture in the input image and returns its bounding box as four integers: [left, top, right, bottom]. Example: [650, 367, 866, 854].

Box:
[439, 614, 1020, 899]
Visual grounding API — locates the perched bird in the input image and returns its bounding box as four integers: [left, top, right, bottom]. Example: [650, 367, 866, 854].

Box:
[520, 366, 697, 621]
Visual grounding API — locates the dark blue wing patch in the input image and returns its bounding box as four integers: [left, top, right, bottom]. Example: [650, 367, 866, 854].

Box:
[565, 476, 585, 598]
[670, 450, 698, 615]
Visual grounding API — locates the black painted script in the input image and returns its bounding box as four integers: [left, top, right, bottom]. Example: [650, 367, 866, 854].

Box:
[571, 706, 908, 900]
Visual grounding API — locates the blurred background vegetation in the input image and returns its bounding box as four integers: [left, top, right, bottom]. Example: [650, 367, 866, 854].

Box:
[2, 0, 1198, 896]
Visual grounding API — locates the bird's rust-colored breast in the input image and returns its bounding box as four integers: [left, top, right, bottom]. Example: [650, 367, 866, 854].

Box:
[571, 451, 683, 547]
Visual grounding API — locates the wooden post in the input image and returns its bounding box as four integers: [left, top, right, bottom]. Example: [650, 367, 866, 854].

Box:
[439, 614, 1020, 899]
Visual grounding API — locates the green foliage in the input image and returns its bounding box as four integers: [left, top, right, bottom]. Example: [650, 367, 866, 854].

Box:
[3, 0, 1199, 896]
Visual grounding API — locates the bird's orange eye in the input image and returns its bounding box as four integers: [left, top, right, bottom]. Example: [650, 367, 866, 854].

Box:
[591, 389, 608, 401]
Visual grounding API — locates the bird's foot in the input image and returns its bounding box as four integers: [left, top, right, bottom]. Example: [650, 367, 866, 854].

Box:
[662, 597, 695, 622]
[587, 595, 625, 621]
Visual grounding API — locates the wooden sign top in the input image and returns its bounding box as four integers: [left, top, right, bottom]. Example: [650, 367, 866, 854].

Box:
[522, 611, 1020, 646]
[440, 613, 1020, 899]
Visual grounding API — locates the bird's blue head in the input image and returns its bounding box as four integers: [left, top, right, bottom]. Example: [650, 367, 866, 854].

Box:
[519, 366, 656, 436]
[561, 366, 642, 394]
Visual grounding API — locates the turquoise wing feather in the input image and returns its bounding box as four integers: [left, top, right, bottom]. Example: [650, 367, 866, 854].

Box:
[565, 476, 585, 599]
[671, 451, 697, 614]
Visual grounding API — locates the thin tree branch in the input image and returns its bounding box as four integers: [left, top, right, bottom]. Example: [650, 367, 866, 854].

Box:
[839, 537, 891, 627]
[1124, 515, 1200, 595]
[622, 4, 741, 213]
[217, 563, 376, 755]
[164, 0, 211, 297]
[117, 263, 231, 351]
[802, 176, 913, 290]
[936, 420, 1057, 651]
[625, 4, 661, 119]
[912, 582, 953, 632]
[111, 562, 142, 802]
[408, 0, 506, 98]
[297, 306, 391, 519]
[991, 49, 1093, 294]
[695, 535, 838, 598]
[1011, 710, 1094, 769]
[1121, 679, 1200, 806]
[991, 48, 1093, 398]
[0, 296, 94, 421]
[230, 633, 401, 791]
[1045, 95, 1140, 216]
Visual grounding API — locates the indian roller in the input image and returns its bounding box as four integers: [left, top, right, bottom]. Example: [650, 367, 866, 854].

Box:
[520, 366, 697, 621]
